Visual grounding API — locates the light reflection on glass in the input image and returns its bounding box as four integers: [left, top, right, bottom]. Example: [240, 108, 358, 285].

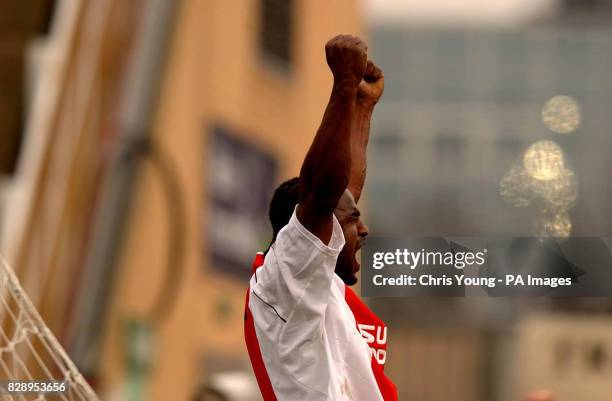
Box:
[541, 95, 581, 134]
[533, 211, 572, 238]
[499, 164, 535, 207]
[536, 169, 578, 211]
[523, 140, 565, 181]
[500, 140, 578, 238]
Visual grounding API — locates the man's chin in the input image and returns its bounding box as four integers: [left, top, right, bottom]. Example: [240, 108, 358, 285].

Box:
[343, 270, 359, 286]
[344, 275, 358, 286]
[336, 254, 360, 285]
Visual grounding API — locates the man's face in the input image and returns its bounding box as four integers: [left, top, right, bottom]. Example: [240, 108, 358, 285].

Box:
[334, 190, 369, 286]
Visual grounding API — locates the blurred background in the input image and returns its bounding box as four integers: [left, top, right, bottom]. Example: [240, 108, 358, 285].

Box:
[0, 0, 611, 400]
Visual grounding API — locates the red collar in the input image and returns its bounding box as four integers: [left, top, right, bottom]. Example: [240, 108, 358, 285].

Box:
[252, 252, 265, 274]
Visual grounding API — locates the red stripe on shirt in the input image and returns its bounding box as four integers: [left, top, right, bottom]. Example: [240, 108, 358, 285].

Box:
[345, 286, 398, 401]
[244, 253, 278, 401]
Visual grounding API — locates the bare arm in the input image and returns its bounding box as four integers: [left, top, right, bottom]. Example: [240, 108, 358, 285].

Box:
[297, 35, 368, 244]
[348, 60, 384, 203]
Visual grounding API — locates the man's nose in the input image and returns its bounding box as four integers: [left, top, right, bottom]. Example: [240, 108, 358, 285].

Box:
[358, 221, 369, 238]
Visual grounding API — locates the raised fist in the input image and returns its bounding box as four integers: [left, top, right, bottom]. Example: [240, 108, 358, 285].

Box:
[358, 60, 385, 106]
[325, 34, 368, 87]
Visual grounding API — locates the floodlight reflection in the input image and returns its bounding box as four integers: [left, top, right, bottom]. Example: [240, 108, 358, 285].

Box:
[541, 95, 580, 134]
[500, 140, 578, 238]
[523, 140, 565, 181]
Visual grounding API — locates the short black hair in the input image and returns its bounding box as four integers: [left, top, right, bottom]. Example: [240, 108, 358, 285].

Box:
[268, 176, 299, 245]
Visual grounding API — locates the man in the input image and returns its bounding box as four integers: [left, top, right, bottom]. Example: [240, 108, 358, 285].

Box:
[244, 34, 397, 400]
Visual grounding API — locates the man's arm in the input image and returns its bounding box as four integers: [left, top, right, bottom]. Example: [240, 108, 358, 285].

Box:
[348, 60, 384, 203]
[297, 35, 368, 244]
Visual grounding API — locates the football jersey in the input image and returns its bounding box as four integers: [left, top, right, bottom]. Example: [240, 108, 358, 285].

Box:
[244, 209, 398, 400]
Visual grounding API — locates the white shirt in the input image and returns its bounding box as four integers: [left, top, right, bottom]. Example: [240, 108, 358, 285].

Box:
[247, 209, 385, 401]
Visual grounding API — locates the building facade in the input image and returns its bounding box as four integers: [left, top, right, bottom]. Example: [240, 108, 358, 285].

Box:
[367, 20, 612, 401]
[0, 0, 364, 400]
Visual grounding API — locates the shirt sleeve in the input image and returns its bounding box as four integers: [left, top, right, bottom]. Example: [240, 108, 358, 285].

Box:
[250, 206, 345, 325]
[248, 207, 345, 396]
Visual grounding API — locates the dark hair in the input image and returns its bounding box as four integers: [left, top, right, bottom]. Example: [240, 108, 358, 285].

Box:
[268, 176, 300, 245]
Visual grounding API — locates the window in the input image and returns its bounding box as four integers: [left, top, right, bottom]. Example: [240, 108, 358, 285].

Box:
[259, 0, 294, 68]
[207, 125, 278, 279]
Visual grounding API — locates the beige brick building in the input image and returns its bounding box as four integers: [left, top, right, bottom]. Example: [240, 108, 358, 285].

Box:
[0, 0, 363, 400]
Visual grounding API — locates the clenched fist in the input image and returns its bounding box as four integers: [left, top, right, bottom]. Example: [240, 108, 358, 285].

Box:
[358, 60, 385, 106]
[325, 34, 368, 88]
